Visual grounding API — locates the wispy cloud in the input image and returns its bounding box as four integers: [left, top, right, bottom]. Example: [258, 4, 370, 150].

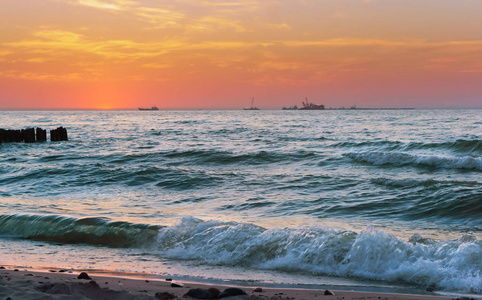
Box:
[78, 0, 121, 10]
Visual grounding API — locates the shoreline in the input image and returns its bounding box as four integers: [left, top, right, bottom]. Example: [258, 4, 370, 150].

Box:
[0, 266, 463, 300]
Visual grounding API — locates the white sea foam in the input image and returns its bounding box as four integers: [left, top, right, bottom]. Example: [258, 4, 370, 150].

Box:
[153, 217, 482, 293]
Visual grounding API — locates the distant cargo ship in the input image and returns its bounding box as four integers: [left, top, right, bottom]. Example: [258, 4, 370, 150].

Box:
[243, 97, 260, 110]
[138, 106, 159, 111]
[298, 98, 325, 110]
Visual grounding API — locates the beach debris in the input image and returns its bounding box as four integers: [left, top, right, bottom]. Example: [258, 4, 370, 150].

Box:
[13, 269, 19, 272]
[49, 270, 57, 272]
[0, 266, 5, 269]
[253, 287, 263, 293]
[218, 287, 248, 298]
[165, 278, 173, 281]
[170, 282, 184, 288]
[324, 290, 335, 295]
[155, 291, 177, 300]
[58, 269, 68, 273]
[77, 272, 92, 280]
[185, 288, 215, 299]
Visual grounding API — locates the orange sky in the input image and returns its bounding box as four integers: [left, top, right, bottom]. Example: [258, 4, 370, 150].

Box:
[1, 0, 481, 109]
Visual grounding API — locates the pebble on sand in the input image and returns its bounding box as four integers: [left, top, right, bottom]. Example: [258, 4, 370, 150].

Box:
[77, 272, 92, 280]
[219, 287, 248, 298]
[170, 282, 184, 288]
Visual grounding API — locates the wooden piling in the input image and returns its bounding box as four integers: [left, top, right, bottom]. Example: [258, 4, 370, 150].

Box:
[36, 127, 47, 142]
[21, 128, 36, 143]
[50, 127, 68, 142]
[0, 126, 67, 143]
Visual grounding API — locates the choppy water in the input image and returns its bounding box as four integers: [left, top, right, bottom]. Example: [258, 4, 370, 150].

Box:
[0, 109, 481, 296]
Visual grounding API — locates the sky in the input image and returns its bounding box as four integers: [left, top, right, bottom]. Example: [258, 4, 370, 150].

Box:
[0, 0, 481, 109]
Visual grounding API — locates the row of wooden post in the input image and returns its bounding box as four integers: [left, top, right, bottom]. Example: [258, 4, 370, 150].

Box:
[0, 127, 68, 143]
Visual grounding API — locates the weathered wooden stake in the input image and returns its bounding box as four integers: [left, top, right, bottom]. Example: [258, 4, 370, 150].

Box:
[0, 127, 68, 143]
[50, 127, 68, 142]
[36, 127, 47, 142]
[21, 128, 36, 143]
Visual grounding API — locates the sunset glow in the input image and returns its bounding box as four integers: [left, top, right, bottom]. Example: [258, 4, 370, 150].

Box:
[1, 0, 481, 109]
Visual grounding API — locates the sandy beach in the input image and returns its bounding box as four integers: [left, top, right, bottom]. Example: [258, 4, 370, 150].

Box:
[0, 266, 460, 300]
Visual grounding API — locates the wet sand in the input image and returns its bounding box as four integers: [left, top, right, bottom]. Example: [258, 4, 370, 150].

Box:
[0, 267, 457, 300]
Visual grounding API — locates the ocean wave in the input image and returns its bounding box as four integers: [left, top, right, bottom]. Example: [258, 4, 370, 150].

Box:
[333, 139, 482, 155]
[0, 214, 161, 247]
[162, 149, 317, 165]
[346, 151, 482, 171]
[0, 163, 224, 191]
[371, 177, 481, 188]
[416, 139, 482, 155]
[155, 218, 481, 293]
[1, 215, 480, 293]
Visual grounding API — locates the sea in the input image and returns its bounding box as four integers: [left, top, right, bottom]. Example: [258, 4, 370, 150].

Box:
[0, 109, 481, 298]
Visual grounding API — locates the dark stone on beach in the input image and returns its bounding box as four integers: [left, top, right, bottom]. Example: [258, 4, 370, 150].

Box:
[324, 290, 335, 296]
[77, 272, 92, 280]
[25, 273, 34, 276]
[59, 269, 68, 272]
[0, 266, 5, 269]
[170, 282, 184, 288]
[253, 287, 263, 293]
[13, 269, 19, 272]
[49, 270, 57, 272]
[208, 288, 220, 298]
[185, 288, 214, 299]
[165, 278, 172, 281]
[219, 287, 248, 298]
[155, 291, 177, 300]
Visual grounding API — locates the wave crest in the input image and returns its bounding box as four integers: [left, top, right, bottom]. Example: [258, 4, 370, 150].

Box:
[1, 214, 480, 293]
[347, 151, 482, 171]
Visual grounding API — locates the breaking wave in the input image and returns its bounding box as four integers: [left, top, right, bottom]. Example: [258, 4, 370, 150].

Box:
[1, 214, 480, 293]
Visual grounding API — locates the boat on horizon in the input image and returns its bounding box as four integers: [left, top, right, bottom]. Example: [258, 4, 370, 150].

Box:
[138, 106, 159, 111]
[298, 97, 325, 110]
[243, 97, 260, 110]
